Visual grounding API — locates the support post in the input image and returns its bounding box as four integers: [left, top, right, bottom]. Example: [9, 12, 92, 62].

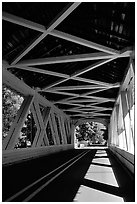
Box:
[48, 116, 57, 145]
[120, 92, 128, 151]
[70, 123, 75, 146]
[60, 115, 68, 144]
[50, 111, 60, 145]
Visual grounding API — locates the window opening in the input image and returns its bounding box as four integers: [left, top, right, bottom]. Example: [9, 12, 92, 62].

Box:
[14, 111, 37, 148]
[2, 84, 24, 141]
[75, 122, 107, 148]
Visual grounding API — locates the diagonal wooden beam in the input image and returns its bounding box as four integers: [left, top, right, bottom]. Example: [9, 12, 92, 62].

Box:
[69, 113, 111, 117]
[41, 50, 128, 91]
[2, 11, 46, 32]
[52, 84, 119, 104]
[48, 85, 106, 91]
[10, 65, 69, 79]
[16, 50, 131, 66]
[50, 29, 119, 54]
[10, 2, 81, 65]
[16, 52, 114, 66]
[45, 89, 115, 102]
[2, 11, 119, 55]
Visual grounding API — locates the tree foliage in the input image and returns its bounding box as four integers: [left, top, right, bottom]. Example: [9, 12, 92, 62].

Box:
[75, 122, 107, 144]
[2, 85, 24, 139]
[2, 85, 37, 148]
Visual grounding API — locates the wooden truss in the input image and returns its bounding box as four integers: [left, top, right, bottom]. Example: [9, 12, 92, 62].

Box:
[3, 68, 72, 153]
[2, 2, 133, 124]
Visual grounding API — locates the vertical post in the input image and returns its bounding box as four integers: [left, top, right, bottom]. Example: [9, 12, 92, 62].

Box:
[50, 111, 60, 145]
[49, 116, 57, 145]
[115, 104, 119, 147]
[60, 115, 67, 144]
[125, 90, 134, 143]
[30, 102, 41, 147]
[120, 91, 128, 151]
[57, 115, 65, 144]
[70, 122, 75, 146]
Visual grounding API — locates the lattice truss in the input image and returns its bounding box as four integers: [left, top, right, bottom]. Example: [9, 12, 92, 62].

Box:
[2, 2, 134, 123]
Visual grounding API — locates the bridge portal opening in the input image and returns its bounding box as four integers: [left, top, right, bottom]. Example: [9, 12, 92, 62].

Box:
[74, 122, 108, 148]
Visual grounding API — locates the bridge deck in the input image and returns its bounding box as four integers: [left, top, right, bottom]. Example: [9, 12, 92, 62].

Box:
[3, 148, 134, 202]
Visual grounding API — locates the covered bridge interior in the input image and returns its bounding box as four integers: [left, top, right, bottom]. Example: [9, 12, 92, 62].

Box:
[2, 2, 135, 202]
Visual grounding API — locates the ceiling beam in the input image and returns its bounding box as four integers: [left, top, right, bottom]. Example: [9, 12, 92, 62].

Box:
[74, 107, 112, 111]
[42, 74, 118, 91]
[11, 65, 69, 79]
[9, 2, 81, 65]
[63, 107, 112, 112]
[52, 86, 117, 104]
[70, 58, 114, 78]
[45, 89, 115, 101]
[3, 10, 132, 61]
[48, 85, 107, 91]
[2, 11, 45, 32]
[50, 29, 119, 54]
[68, 97, 115, 102]
[2, 11, 119, 55]
[16, 52, 115, 66]
[16, 50, 131, 66]
[69, 113, 110, 117]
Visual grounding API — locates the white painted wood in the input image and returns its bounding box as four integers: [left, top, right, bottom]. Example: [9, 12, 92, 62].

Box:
[30, 103, 41, 147]
[70, 113, 110, 117]
[12, 65, 70, 79]
[36, 107, 51, 147]
[45, 89, 115, 102]
[42, 73, 116, 91]
[64, 107, 112, 112]
[67, 96, 115, 102]
[2, 11, 45, 32]
[49, 116, 57, 145]
[16, 50, 131, 66]
[71, 58, 115, 77]
[60, 116, 68, 144]
[72, 76, 117, 87]
[16, 52, 115, 66]
[48, 85, 106, 91]
[51, 83, 119, 91]
[50, 112, 60, 145]
[109, 146, 134, 175]
[57, 116, 66, 144]
[3, 67, 69, 116]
